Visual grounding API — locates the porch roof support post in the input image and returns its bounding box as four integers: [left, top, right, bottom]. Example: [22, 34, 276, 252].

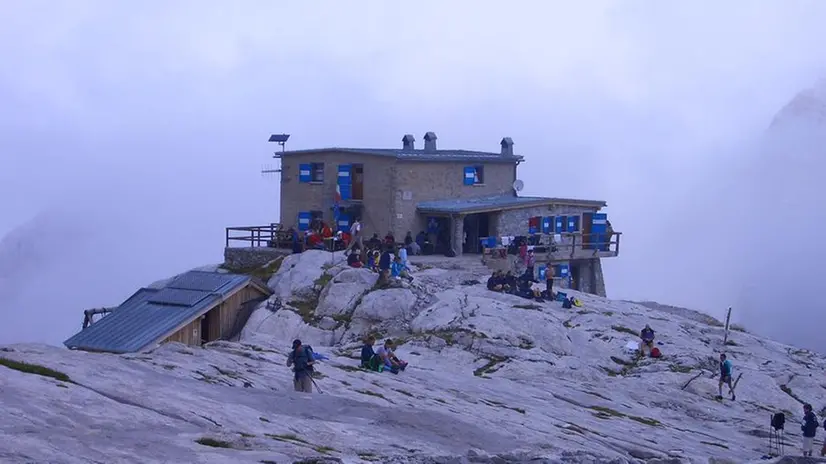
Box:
[451, 213, 465, 257]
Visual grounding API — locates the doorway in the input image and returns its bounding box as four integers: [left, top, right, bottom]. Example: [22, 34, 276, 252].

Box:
[200, 314, 211, 346]
[463, 213, 491, 254]
[352, 164, 364, 201]
[582, 212, 594, 249]
[570, 263, 581, 290]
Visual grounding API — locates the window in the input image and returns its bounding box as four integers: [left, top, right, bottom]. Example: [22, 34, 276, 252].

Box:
[298, 163, 324, 183]
[463, 165, 485, 185]
[472, 166, 484, 184]
[310, 163, 324, 182]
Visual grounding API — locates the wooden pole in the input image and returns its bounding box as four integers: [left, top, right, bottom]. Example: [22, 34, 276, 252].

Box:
[722, 307, 732, 346]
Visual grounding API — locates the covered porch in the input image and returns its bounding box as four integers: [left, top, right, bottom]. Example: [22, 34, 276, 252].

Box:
[416, 194, 561, 257]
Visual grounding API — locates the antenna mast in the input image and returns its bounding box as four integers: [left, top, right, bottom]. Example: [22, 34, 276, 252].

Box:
[261, 133, 290, 175]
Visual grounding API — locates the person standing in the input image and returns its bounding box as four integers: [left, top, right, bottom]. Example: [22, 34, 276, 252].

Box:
[801, 403, 818, 456]
[286, 339, 314, 393]
[717, 353, 735, 401]
[345, 218, 363, 252]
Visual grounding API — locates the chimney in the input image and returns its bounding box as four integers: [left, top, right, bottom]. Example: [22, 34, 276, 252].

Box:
[423, 132, 438, 152]
[402, 134, 415, 150]
[500, 137, 514, 157]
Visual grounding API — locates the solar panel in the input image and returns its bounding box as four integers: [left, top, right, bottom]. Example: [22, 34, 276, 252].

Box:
[148, 288, 210, 307]
[167, 272, 229, 292]
[268, 134, 290, 143]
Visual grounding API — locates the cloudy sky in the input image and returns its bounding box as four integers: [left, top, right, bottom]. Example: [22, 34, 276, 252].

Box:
[1, 1, 825, 349]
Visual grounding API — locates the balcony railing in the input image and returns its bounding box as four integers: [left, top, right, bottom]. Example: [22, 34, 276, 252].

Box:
[225, 223, 288, 248]
[481, 232, 621, 262]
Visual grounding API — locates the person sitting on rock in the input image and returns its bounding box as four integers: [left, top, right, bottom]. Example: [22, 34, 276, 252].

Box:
[503, 271, 517, 293]
[487, 271, 504, 291]
[367, 233, 381, 250]
[384, 231, 396, 246]
[360, 335, 381, 371]
[376, 339, 407, 374]
[391, 255, 413, 281]
[367, 249, 380, 272]
[639, 324, 655, 356]
[347, 249, 363, 268]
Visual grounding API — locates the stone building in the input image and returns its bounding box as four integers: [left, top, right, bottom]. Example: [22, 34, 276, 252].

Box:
[273, 132, 619, 295]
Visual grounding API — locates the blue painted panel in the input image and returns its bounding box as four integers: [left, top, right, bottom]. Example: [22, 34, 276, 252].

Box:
[558, 263, 570, 278]
[538, 264, 547, 280]
[298, 212, 312, 231]
[568, 215, 580, 232]
[557, 215, 568, 232]
[479, 237, 496, 248]
[339, 184, 352, 201]
[463, 166, 475, 185]
[299, 164, 311, 183]
[592, 213, 607, 251]
[542, 216, 553, 234]
[337, 164, 352, 185]
[337, 214, 350, 233]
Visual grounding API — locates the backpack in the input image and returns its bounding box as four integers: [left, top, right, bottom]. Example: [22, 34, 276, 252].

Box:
[292, 346, 314, 373]
[650, 347, 662, 358]
[562, 298, 572, 309]
[771, 412, 785, 430]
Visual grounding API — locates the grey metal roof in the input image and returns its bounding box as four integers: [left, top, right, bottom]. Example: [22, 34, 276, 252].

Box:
[417, 194, 607, 214]
[63, 271, 258, 354]
[276, 147, 524, 164]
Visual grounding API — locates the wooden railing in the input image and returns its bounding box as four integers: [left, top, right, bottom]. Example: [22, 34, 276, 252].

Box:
[225, 223, 287, 248]
[481, 232, 622, 261]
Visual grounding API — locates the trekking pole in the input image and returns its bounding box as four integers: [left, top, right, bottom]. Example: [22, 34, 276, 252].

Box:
[311, 377, 323, 394]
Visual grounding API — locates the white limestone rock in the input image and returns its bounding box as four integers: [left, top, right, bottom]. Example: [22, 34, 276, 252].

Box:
[266, 249, 339, 298]
[352, 288, 418, 322]
[315, 268, 377, 317]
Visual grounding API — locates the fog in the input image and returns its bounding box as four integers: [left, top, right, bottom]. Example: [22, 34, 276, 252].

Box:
[1, 1, 825, 350]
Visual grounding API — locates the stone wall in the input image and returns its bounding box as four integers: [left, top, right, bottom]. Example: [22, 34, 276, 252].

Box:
[392, 160, 516, 238]
[223, 247, 288, 271]
[495, 204, 598, 237]
[279, 152, 396, 237]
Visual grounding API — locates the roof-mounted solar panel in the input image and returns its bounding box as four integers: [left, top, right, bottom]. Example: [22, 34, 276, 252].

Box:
[148, 288, 210, 307]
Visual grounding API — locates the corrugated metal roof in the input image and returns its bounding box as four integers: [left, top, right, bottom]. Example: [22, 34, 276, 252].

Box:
[277, 147, 524, 164]
[63, 271, 254, 354]
[417, 194, 607, 214]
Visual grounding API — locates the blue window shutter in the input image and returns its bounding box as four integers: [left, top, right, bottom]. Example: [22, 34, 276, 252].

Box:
[568, 215, 580, 232]
[337, 165, 352, 185]
[298, 212, 311, 231]
[337, 214, 350, 233]
[557, 216, 568, 232]
[542, 216, 553, 234]
[538, 264, 547, 280]
[559, 263, 570, 278]
[591, 213, 607, 251]
[299, 164, 311, 183]
[463, 166, 475, 185]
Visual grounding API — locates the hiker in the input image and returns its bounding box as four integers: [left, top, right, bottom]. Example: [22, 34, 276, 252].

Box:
[415, 230, 427, 253]
[367, 233, 381, 250]
[639, 324, 655, 356]
[384, 231, 395, 246]
[503, 271, 517, 293]
[717, 353, 735, 401]
[376, 339, 407, 373]
[801, 403, 818, 456]
[541, 266, 555, 299]
[307, 231, 325, 250]
[345, 218, 363, 252]
[391, 255, 413, 281]
[347, 249, 363, 268]
[286, 339, 314, 393]
[516, 271, 535, 299]
[360, 336, 380, 370]
[525, 249, 536, 279]
[405, 231, 420, 255]
[487, 271, 504, 291]
[397, 245, 409, 268]
[368, 249, 380, 272]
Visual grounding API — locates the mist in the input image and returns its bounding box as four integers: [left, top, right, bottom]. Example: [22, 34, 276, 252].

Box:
[2, 1, 825, 350]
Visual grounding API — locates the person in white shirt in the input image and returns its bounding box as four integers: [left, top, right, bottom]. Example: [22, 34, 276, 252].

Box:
[345, 218, 363, 252]
[375, 339, 407, 373]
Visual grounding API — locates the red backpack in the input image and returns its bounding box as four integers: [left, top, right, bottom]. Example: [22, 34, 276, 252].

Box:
[650, 347, 662, 358]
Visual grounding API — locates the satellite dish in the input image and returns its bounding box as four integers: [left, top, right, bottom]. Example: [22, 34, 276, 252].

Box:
[512, 179, 524, 192]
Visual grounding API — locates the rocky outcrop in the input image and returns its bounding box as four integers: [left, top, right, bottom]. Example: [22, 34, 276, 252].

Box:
[316, 267, 377, 317]
[267, 250, 340, 299]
